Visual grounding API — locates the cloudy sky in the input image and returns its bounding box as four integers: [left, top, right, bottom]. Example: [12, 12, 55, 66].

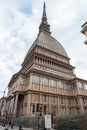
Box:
[0, 0, 87, 98]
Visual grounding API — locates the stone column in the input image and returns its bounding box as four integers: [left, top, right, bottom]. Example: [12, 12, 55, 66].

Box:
[7, 99, 11, 115]
[48, 79, 50, 92]
[58, 97, 60, 117]
[35, 103, 37, 115]
[79, 96, 84, 114]
[29, 74, 32, 89]
[39, 76, 41, 101]
[65, 98, 69, 116]
[49, 95, 52, 114]
[13, 94, 18, 116]
[76, 82, 80, 94]
[11, 98, 15, 115]
[48, 79, 51, 114]
[27, 93, 31, 116]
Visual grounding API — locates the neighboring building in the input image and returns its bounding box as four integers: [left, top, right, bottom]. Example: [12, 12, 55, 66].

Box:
[81, 21, 87, 44]
[7, 3, 87, 119]
[0, 97, 7, 116]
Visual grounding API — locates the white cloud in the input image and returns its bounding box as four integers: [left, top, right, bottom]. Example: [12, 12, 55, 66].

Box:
[0, 0, 87, 98]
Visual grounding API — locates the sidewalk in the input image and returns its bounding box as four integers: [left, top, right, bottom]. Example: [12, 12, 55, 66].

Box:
[0, 125, 34, 130]
[0, 125, 18, 130]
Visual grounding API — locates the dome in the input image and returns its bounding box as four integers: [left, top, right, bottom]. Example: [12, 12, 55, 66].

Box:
[25, 31, 68, 59]
[24, 2, 68, 60]
[37, 32, 68, 57]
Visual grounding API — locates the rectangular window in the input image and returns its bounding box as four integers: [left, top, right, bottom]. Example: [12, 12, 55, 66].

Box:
[69, 108, 72, 115]
[84, 107, 87, 114]
[32, 75, 40, 84]
[50, 80, 56, 87]
[43, 95, 46, 102]
[64, 83, 68, 89]
[75, 98, 78, 105]
[78, 82, 84, 89]
[41, 77, 48, 86]
[77, 108, 80, 115]
[20, 77, 24, 85]
[68, 84, 72, 89]
[84, 84, 87, 90]
[52, 96, 55, 103]
[61, 97, 64, 104]
[83, 98, 85, 104]
[57, 81, 63, 88]
[32, 104, 35, 113]
[64, 83, 76, 90]
[60, 107, 65, 116]
[68, 98, 71, 105]
[19, 77, 29, 85]
[44, 106, 47, 114]
[36, 104, 39, 112]
[71, 83, 76, 89]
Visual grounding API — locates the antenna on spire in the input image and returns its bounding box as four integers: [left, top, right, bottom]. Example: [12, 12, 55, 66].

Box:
[38, 2, 51, 35]
[42, 2, 47, 22]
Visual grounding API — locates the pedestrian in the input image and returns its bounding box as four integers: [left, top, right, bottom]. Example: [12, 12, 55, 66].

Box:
[9, 120, 11, 127]
[44, 127, 46, 130]
[11, 119, 14, 129]
[3, 122, 5, 127]
[3, 120, 5, 127]
[19, 125, 22, 130]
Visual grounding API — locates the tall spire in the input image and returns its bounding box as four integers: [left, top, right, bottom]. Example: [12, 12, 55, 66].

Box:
[39, 2, 51, 35]
[42, 2, 47, 22]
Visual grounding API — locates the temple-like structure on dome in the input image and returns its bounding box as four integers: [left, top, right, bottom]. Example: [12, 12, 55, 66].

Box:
[6, 3, 87, 119]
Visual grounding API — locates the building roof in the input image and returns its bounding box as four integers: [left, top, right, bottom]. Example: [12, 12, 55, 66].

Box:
[81, 21, 87, 27]
[25, 31, 68, 58]
[81, 21, 87, 34]
[24, 3, 68, 61]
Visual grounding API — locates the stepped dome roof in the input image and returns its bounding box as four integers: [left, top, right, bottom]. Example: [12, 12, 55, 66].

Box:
[25, 2, 68, 61]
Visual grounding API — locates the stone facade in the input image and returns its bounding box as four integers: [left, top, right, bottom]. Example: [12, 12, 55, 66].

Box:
[81, 21, 87, 44]
[6, 3, 87, 119]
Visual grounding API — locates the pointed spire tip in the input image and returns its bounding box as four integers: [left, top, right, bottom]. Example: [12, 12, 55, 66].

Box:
[38, 2, 51, 35]
[42, 1, 46, 19]
[44, 1, 46, 8]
